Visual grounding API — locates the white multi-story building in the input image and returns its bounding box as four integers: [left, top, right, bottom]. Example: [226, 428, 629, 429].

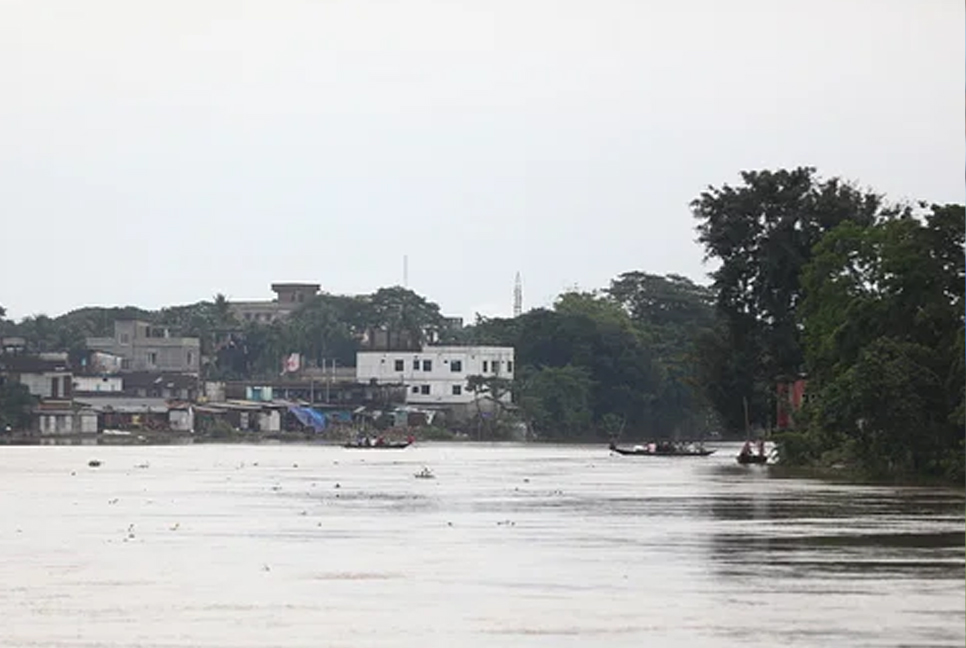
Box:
[355, 345, 514, 406]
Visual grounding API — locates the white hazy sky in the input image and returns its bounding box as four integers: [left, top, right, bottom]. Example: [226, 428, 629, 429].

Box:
[1, 0, 962, 321]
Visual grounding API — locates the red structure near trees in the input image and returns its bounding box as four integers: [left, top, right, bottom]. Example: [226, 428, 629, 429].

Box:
[776, 378, 807, 429]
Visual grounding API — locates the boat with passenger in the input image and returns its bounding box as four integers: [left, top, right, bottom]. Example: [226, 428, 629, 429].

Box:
[343, 433, 414, 450]
[609, 441, 715, 457]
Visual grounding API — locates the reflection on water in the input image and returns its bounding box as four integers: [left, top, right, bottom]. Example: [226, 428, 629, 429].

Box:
[0, 442, 961, 647]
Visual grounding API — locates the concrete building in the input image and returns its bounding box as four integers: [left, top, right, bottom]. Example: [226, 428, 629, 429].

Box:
[86, 321, 201, 374]
[228, 283, 321, 324]
[34, 402, 98, 436]
[0, 355, 74, 400]
[356, 345, 514, 407]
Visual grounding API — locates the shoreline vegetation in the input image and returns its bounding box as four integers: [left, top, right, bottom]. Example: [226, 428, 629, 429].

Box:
[1, 167, 962, 485]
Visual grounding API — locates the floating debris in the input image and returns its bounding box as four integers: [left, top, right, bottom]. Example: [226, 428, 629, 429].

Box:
[88, 460, 102, 468]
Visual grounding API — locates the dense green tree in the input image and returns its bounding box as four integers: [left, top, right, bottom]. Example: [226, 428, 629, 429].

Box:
[789, 204, 965, 479]
[466, 288, 688, 439]
[515, 365, 595, 440]
[361, 286, 444, 347]
[0, 382, 34, 430]
[691, 167, 888, 432]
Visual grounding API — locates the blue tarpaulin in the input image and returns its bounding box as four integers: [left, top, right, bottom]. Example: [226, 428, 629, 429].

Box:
[288, 406, 326, 433]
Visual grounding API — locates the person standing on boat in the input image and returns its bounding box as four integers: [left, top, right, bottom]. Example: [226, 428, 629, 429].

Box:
[757, 439, 766, 457]
[740, 440, 753, 457]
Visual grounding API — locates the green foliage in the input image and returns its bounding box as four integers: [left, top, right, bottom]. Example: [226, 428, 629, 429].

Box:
[691, 167, 888, 432]
[0, 381, 35, 430]
[466, 280, 718, 440]
[795, 204, 965, 481]
[515, 364, 595, 439]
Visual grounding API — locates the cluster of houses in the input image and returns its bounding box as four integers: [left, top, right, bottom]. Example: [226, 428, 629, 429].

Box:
[0, 283, 515, 442]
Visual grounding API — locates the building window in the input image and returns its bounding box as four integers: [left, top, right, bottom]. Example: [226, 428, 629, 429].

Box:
[187, 352, 193, 366]
[507, 361, 513, 372]
[148, 352, 158, 365]
[420, 385, 430, 395]
[120, 334, 130, 344]
[394, 359, 405, 371]
[412, 386, 419, 394]
[245, 313, 252, 321]
[422, 360, 432, 372]
[413, 359, 420, 370]
[451, 385, 462, 396]
[482, 360, 489, 372]
[492, 360, 500, 372]
[450, 360, 462, 372]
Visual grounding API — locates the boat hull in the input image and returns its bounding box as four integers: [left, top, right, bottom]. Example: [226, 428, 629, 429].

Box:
[736, 453, 768, 465]
[609, 445, 715, 457]
[343, 442, 413, 450]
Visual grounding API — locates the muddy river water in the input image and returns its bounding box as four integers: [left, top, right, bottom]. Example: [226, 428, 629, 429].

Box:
[0, 442, 962, 647]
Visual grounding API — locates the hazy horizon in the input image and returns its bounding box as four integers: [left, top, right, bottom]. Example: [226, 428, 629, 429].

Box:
[2, 0, 962, 322]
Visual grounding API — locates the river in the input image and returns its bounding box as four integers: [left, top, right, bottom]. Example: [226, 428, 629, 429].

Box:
[0, 442, 962, 647]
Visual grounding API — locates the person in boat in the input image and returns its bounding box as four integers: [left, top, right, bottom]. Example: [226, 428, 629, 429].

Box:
[740, 440, 753, 457]
[375, 436, 385, 447]
[757, 439, 766, 457]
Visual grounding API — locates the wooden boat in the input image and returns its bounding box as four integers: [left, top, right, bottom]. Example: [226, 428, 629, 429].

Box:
[414, 467, 435, 479]
[736, 452, 768, 465]
[343, 440, 413, 450]
[609, 442, 716, 457]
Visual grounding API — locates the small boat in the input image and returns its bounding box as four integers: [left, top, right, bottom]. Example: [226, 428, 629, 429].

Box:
[414, 467, 435, 479]
[609, 442, 715, 457]
[343, 439, 413, 450]
[737, 452, 768, 465]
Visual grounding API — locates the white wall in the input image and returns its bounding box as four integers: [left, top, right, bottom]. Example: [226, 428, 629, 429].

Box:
[356, 346, 514, 405]
[19, 372, 72, 399]
[169, 409, 195, 432]
[258, 410, 281, 432]
[74, 376, 123, 393]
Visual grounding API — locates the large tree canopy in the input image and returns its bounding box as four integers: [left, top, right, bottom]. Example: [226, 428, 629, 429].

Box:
[791, 204, 965, 479]
[691, 167, 889, 432]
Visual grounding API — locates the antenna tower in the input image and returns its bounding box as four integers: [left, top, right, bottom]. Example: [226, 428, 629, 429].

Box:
[513, 272, 523, 318]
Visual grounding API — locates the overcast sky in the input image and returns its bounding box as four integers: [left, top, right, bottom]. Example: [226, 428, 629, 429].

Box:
[1, 0, 962, 321]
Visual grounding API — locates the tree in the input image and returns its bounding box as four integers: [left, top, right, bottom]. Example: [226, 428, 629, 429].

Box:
[691, 167, 888, 432]
[466, 374, 515, 439]
[791, 204, 965, 479]
[0, 382, 34, 431]
[362, 287, 444, 348]
[515, 365, 594, 440]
